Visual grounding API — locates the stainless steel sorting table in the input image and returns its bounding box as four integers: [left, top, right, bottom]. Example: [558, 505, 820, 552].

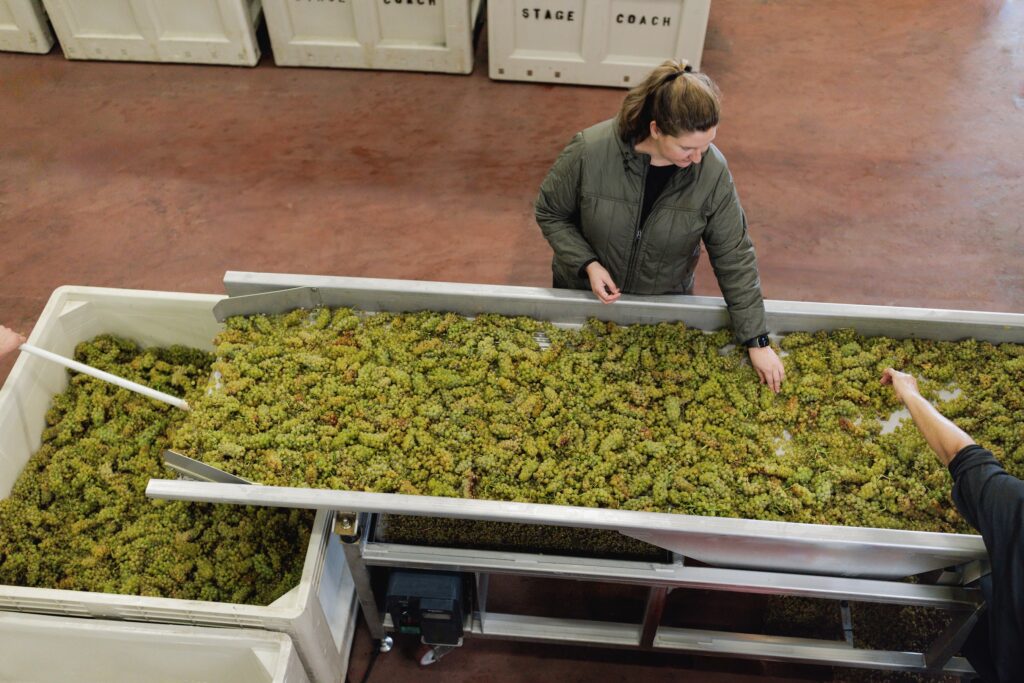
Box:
[148, 271, 1024, 676]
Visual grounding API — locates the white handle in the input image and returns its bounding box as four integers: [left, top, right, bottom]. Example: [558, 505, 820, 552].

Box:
[19, 343, 190, 411]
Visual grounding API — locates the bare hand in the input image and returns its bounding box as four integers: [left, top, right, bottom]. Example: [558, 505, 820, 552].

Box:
[748, 345, 784, 393]
[0, 325, 26, 359]
[584, 262, 621, 304]
[881, 368, 920, 404]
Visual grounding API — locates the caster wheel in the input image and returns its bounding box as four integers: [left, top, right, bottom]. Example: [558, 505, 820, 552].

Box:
[418, 645, 438, 666]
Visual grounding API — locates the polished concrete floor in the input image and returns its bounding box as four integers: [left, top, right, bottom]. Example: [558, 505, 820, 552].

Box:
[0, 0, 1021, 680]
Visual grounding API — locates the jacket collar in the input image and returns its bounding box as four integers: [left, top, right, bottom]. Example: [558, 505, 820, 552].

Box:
[615, 132, 648, 176]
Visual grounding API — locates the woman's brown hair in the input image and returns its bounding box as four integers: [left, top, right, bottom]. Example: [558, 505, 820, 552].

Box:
[616, 60, 721, 143]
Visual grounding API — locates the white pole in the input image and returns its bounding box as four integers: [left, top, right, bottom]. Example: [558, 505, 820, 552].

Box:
[19, 343, 191, 411]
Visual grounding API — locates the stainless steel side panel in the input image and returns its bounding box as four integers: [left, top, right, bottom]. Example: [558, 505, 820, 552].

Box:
[222, 271, 1024, 342]
[146, 481, 987, 580]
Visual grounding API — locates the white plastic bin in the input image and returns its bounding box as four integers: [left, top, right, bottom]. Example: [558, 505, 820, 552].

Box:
[0, 612, 310, 683]
[489, 0, 711, 88]
[264, 0, 483, 74]
[0, 286, 358, 683]
[0, 0, 54, 52]
[40, 0, 263, 65]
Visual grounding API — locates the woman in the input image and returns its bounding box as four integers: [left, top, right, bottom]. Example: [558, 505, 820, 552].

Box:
[535, 60, 784, 392]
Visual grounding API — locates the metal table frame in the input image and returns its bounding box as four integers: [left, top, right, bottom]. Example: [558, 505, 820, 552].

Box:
[147, 271, 1024, 676]
[341, 512, 981, 676]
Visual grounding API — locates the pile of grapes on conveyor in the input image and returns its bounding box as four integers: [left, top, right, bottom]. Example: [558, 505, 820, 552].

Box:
[172, 307, 1024, 534]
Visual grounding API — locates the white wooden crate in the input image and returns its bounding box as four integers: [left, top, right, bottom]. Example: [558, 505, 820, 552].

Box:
[489, 0, 711, 88]
[264, 0, 483, 74]
[41, 0, 263, 65]
[0, 612, 310, 683]
[0, 286, 358, 683]
[0, 0, 54, 53]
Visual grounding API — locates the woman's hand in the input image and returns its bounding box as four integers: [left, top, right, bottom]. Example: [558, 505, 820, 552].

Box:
[585, 262, 621, 304]
[748, 345, 784, 393]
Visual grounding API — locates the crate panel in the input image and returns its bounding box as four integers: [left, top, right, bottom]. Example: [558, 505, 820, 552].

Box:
[605, 0, 684, 61]
[285, 0, 358, 43]
[0, 613, 310, 683]
[0, 20, 53, 54]
[42, 0, 261, 64]
[374, 0, 446, 46]
[491, 0, 710, 88]
[150, 0, 232, 40]
[0, 597, 91, 618]
[0, 0, 53, 54]
[65, 0, 140, 36]
[512, 1, 585, 55]
[265, 0, 480, 73]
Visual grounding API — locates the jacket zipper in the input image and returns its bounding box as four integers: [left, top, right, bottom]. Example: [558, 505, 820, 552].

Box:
[623, 162, 649, 292]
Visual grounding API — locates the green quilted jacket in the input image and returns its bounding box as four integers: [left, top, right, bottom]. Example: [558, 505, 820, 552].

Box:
[535, 118, 767, 342]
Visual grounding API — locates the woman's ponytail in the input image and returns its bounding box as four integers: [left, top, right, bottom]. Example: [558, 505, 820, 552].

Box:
[616, 60, 721, 142]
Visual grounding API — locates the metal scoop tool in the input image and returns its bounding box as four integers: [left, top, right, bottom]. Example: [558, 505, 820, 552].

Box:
[161, 449, 253, 485]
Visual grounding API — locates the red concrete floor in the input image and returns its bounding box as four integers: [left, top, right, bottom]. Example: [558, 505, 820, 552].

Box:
[0, 0, 1021, 680]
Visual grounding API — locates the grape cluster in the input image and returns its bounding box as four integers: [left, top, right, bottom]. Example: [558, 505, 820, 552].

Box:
[0, 335, 313, 604]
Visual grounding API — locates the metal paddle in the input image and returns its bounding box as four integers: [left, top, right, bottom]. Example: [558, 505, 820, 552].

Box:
[161, 449, 253, 484]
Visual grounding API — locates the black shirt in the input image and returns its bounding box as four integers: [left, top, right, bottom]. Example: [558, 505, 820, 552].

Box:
[640, 163, 676, 229]
[948, 444, 1024, 682]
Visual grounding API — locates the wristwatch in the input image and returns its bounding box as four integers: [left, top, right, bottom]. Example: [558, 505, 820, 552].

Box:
[744, 334, 770, 348]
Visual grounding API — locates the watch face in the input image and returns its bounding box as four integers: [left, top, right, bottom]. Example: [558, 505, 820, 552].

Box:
[751, 334, 770, 348]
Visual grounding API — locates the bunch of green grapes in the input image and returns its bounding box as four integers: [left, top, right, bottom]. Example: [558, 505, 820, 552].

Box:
[0, 335, 312, 604]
